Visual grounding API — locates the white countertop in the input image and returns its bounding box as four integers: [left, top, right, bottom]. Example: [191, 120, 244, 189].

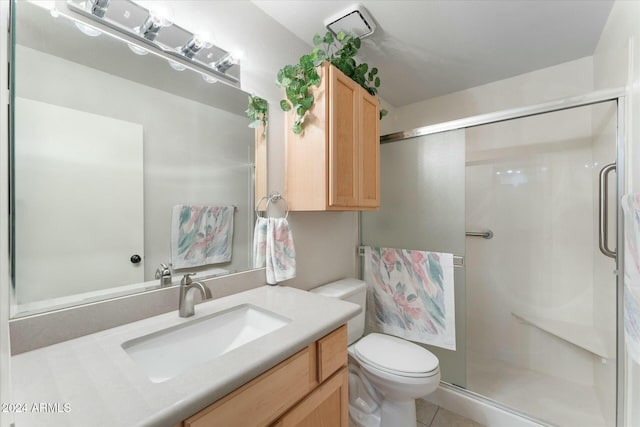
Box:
[11, 285, 360, 427]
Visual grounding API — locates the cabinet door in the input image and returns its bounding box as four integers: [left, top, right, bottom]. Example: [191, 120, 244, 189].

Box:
[328, 66, 359, 208]
[184, 346, 317, 427]
[358, 89, 380, 208]
[273, 367, 349, 427]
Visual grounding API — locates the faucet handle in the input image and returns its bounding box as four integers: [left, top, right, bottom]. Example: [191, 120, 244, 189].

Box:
[155, 263, 171, 279]
[181, 273, 196, 285]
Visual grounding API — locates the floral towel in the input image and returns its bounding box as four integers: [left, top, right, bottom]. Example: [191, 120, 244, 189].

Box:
[171, 205, 234, 269]
[623, 193, 640, 363]
[263, 218, 296, 285]
[253, 217, 268, 269]
[364, 246, 456, 350]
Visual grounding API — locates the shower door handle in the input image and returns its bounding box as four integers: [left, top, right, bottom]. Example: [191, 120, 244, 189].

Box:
[598, 163, 616, 259]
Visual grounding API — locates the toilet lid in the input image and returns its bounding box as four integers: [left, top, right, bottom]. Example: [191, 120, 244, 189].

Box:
[354, 333, 439, 375]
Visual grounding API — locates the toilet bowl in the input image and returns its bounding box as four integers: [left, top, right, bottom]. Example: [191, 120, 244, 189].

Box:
[311, 279, 441, 427]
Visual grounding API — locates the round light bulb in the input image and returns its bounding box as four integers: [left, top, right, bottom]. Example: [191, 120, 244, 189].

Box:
[202, 74, 218, 84]
[231, 50, 244, 61]
[168, 60, 186, 71]
[75, 22, 102, 37]
[128, 43, 149, 56]
[147, 5, 173, 27]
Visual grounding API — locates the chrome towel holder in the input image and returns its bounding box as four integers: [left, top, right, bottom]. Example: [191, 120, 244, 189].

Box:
[256, 192, 289, 219]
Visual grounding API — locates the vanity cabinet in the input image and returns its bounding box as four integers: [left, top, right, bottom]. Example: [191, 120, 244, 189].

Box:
[285, 62, 380, 211]
[180, 325, 348, 427]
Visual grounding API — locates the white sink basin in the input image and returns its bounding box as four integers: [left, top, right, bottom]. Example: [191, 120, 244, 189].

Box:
[122, 304, 290, 383]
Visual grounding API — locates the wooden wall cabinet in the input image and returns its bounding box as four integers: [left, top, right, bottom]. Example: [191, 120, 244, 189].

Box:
[179, 325, 349, 427]
[285, 63, 380, 211]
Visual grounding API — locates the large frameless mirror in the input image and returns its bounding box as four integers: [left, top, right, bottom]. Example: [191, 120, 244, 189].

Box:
[10, 1, 267, 317]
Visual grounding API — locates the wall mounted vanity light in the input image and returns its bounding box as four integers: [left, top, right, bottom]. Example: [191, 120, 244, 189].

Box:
[66, 0, 241, 86]
[136, 9, 173, 42]
[86, 0, 110, 18]
[181, 35, 212, 59]
[213, 52, 240, 73]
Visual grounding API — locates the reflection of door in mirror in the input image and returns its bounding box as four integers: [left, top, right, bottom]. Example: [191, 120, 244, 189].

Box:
[14, 97, 144, 306]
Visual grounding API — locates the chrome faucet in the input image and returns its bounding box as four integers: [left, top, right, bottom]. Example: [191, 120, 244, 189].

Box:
[178, 273, 212, 318]
[155, 263, 172, 287]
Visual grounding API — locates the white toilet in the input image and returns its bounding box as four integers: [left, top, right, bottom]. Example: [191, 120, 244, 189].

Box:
[311, 278, 441, 427]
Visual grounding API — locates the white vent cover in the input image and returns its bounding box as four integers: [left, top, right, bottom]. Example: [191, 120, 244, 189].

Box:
[324, 4, 376, 39]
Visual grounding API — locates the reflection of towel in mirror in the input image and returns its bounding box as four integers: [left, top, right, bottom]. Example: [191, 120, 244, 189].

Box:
[253, 217, 268, 268]
[266, 218, 296, 284]
[171, 205, 234, 269]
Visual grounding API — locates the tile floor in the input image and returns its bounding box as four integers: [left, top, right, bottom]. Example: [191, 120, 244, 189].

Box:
[416, 399, 485, 427]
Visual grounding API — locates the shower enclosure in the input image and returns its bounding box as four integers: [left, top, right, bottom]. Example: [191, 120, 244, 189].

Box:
[361, 92, 624, 427]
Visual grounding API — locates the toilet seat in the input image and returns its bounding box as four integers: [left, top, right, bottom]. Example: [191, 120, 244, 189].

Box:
[353, 333, 439, 378]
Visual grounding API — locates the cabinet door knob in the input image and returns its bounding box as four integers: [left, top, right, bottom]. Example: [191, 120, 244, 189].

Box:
[130, 254, 142, 264]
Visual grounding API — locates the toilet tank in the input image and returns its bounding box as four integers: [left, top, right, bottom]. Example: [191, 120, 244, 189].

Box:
[310, 278, 367, 345]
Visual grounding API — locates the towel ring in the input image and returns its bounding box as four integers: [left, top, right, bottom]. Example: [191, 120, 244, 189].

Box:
[255, 192, 289, 219]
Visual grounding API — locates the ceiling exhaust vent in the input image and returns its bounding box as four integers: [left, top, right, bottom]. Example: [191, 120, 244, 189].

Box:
[324, 5, 376, 39]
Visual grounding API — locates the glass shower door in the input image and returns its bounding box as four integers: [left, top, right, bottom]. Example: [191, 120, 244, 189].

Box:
[361, 129, 467, 386]
[463, 101, 618, 427]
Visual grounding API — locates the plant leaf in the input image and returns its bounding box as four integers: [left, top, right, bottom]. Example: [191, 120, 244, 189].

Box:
[292, 123, 303, 134]
[248, 119, 262, 129]
[324, 32, 334, 44]
[300, 95, 314, 110]
[374, 76, 380, 87]
[336, 31, 346, 42]
[313, 34, 323, 46]
[300, 54, 314, 70]
[280, 100, 291, 111]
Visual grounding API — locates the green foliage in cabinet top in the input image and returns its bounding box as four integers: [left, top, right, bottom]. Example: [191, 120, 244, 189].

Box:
[276, 31, 388, 135]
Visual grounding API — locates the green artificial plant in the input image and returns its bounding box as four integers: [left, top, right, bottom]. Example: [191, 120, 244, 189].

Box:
[246, 95, 268, 134]
[277, 31, 387, 135]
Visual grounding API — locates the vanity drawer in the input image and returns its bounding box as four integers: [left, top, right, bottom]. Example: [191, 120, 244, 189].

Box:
[316, 325, 348, 383]
[184, 344, 317, 427]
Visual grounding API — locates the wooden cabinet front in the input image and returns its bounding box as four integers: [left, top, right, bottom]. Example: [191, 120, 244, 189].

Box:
[285, 62, 380, 211]
[179, 325, 349, 427]
[272, 367, 348, 427]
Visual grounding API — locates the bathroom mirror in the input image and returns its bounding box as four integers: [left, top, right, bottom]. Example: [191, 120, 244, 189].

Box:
[10, 1, 266, 317]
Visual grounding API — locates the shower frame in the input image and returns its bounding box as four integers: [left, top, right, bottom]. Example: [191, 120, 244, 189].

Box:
[360, 87, 627, 426]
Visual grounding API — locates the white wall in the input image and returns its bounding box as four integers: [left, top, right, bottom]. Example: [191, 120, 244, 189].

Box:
[592, 2, 640, 426]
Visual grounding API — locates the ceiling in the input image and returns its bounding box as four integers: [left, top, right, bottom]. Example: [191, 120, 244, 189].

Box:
[252, 0, 614, 107]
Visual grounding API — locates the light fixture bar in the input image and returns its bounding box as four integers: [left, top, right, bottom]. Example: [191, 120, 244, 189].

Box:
[65, 0, 241, 85]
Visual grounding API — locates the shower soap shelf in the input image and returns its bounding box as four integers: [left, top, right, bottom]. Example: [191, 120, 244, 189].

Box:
[512, 311, 610, 360]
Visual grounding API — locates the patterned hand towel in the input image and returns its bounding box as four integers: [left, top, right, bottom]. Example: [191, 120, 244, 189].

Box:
[265, 217, 296, 284]
[253, 217, 268, 268]
[364, 246, 456, 350]
[623, 193, 640, 363]
[171, 205, 234, 269]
